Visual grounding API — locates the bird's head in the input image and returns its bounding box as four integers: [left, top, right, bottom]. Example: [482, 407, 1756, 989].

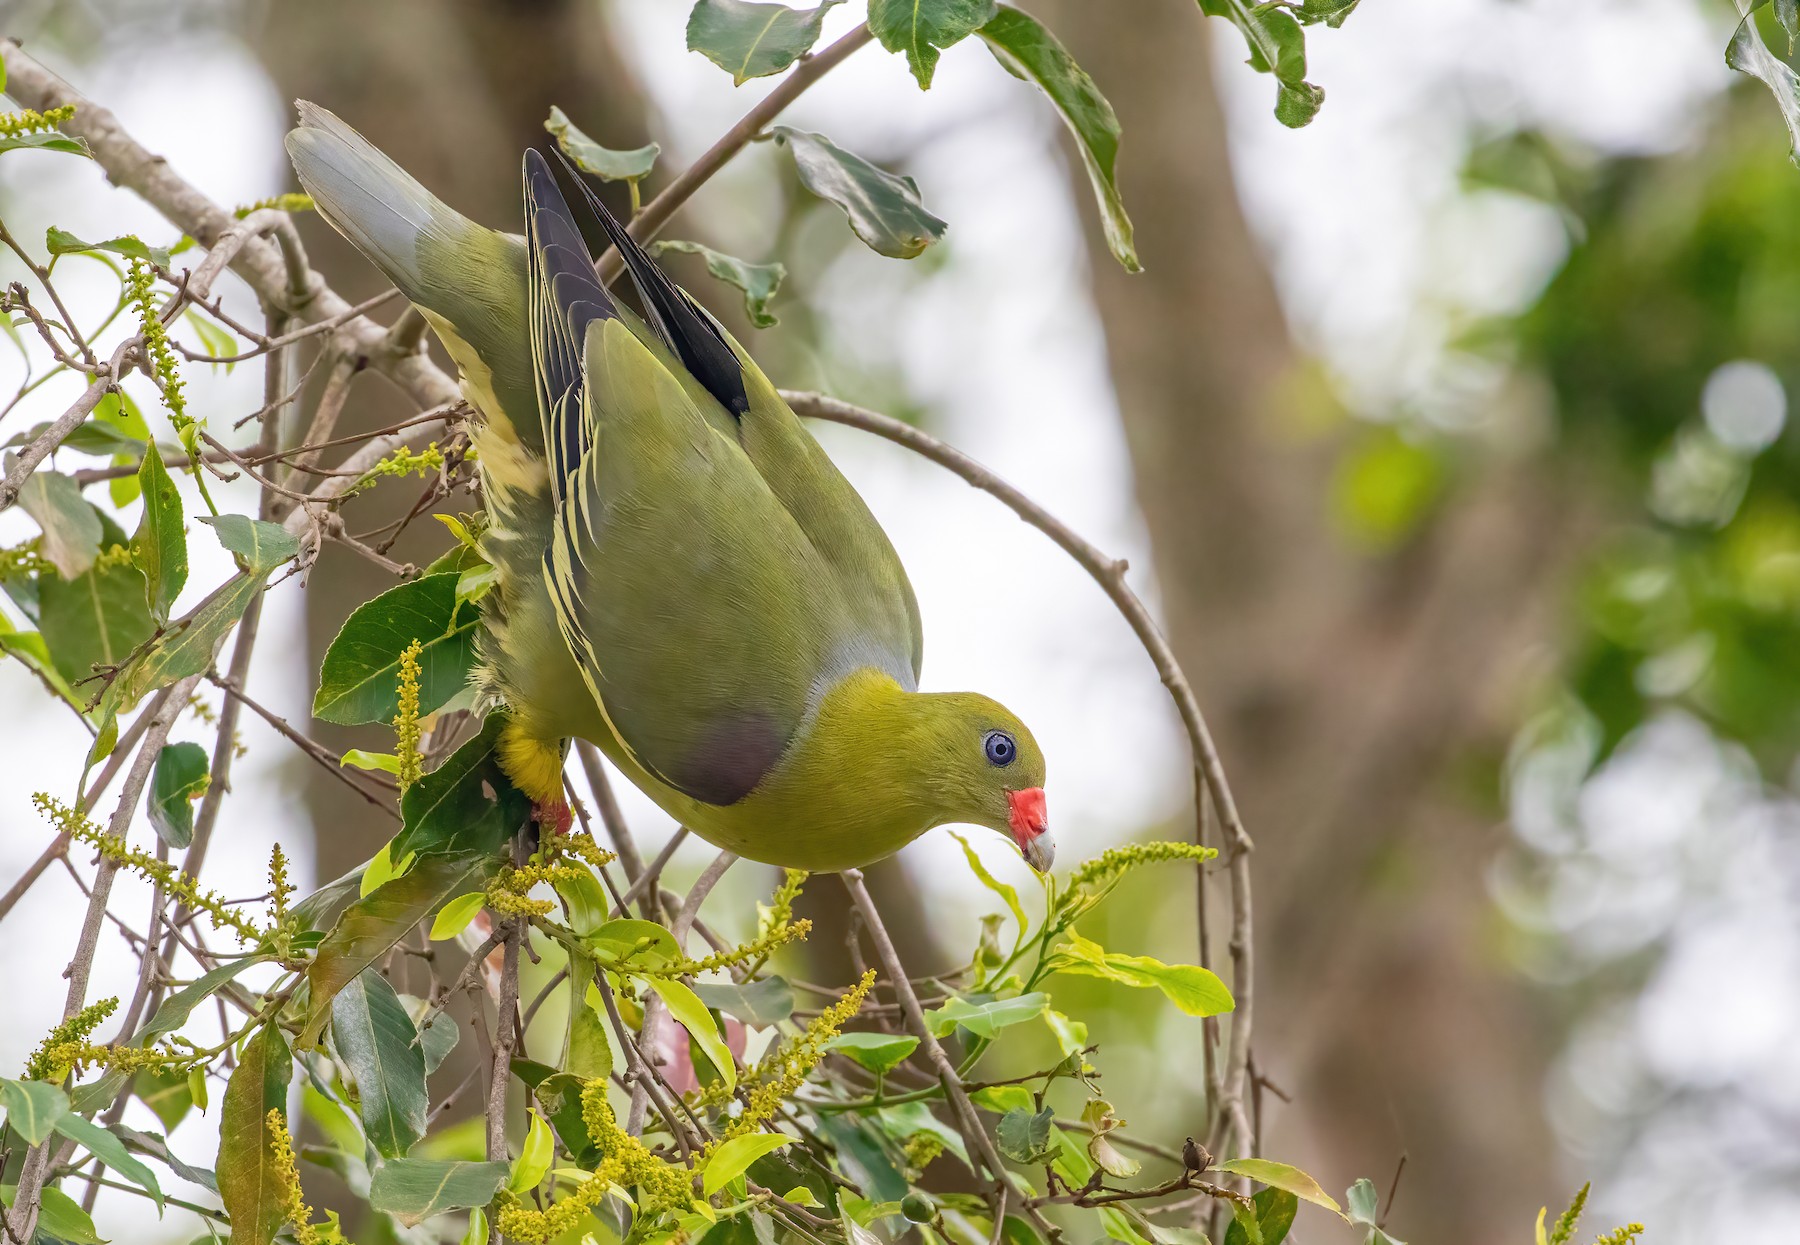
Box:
[913, 692, 1052, 872]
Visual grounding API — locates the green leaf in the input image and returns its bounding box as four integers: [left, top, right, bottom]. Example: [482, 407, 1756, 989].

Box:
[1041, 1008, 1087, 1058]
[564, 953, 613, 1080]
[313, 573, 479, 725]
[0, 130, 90, 157]
[878, 1100, 968, 1169]
[1080, 1099, 1139, 1179]
[686, 0, 844, 85]
[649, 977, 736, 1090]
[950, 831, 1026, 934]
[197, 515, 298, 571]
[113, 1124, 216, 1192]
[95, 391, 149, 507]
[588, 918, 681, 968]
[544, 107, 660, 182]
[16, 469, 101, 579]
[332, 968, 428, 1158]
[1346, 1178, 1380, 1225]
[1295, 0, 1359, 26]
[216, 1026, 292, 1245]
[42, 420, 145, 457]
[703, 1133, 795, 1195]
[0, 1077, 69, 1143]
[1222, 1187, 1298, 1245]
[553, 868, 609, 936]
[105, 517, 294, 712]
[1196, 0, 1325, 128]
[131, 441, 186, 622]
[392, 713, 533, 861]
[1212, 1158, 1341, 1216]
[924, 991, 1049, 1039]
[995, 1106, 1055, 1164]
[979, 6, 1138, 271]
[45, 227, 170, 270]
[146, 741, 209, 848]
[33, 1186, 103, 1245]
[54, 1113, 165, 1212]
[183, 310, 240, 371]
[1046, 929, 1233, 1017]
[0, 620, 83, 712]
[368, 1158, 509, 1227]
[428, 892, 486, 941]
[532, 1072, 603, 1167]
[341, 749, 401, 775]
[1731, 5, 1800, 165]
[359, 840, 413, 899]
[650, 240, 785, 328]
[508, 1110, 555, 1194]
[132, 1067, 192, 1132]
[33, 548, 154, 689]
[869, 0, 997, 88]
[771, 127, 947, 259]
[828, 1031, 918, 1076]
[303, 851, 506, 1046]
[693, 976, 795, 1027]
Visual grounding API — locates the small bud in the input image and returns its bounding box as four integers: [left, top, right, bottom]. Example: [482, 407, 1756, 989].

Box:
[1182, 1136, 1211, 1174]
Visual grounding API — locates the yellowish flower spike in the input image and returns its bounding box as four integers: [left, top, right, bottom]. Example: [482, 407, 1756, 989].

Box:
[35, 794, 268, 945]
[0, 104, 75, 137]
[393, 638, 424, 791]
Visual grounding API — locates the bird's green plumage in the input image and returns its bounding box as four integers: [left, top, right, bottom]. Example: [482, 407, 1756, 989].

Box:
[286, 106, 1049, 872]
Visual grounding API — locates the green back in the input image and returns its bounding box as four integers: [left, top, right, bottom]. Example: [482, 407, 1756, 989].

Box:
[524, 155, 921, 805]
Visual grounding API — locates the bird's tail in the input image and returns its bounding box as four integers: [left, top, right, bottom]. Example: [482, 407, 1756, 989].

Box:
[285, 101, 447, 296]
[284, 102, 540, 458]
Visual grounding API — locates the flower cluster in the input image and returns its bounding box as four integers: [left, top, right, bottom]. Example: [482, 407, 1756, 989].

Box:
[392, 639, 423, 791]
[352, 442, 446, 496]
[0, 104, 76, 137]
[268, 1110, 349, 1245]
[35, 794, 267, 945]
[24, 997, 118, 1082]
[640, 918, 813, 980]
[497, 1074, 705, 1241]
[487, 833, 618, 918]
[1064, 840, 1216, 896]
[701, 969, 875, 1136]
[126, 258, 187, 424]
[234, 193, 315, 218]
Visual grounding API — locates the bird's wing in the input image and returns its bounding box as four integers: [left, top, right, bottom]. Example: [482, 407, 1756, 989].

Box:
[525, 151, 852, 806]
[558, 154, 924, 686]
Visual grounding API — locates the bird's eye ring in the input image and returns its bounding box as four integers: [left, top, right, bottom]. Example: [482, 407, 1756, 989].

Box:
[983, 730, 1017, 767]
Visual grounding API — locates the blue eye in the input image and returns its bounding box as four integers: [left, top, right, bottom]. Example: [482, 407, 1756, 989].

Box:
[984, 731, 1017, 767]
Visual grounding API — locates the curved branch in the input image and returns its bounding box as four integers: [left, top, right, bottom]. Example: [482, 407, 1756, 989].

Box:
[784, 389, 1258, 1153]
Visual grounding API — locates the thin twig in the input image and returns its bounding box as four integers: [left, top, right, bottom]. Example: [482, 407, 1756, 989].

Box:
[5, 674, 199, 1243]
[841, 870, 1062, 1244]
[595, 24, 874, 285]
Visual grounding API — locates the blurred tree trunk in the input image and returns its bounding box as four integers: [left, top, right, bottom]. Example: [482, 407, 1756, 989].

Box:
[1035, 3, 1561, 1240]
[245, 0, 656, 883]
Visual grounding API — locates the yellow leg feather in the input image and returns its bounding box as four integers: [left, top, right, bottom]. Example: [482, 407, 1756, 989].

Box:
[498, 717, 568, 806]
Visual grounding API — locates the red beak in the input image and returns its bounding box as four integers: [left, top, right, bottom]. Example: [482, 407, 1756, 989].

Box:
[1006, 787, 1053, 872]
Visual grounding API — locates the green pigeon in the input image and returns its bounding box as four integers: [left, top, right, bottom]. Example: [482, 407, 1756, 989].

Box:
[286, 105, 1051, 872]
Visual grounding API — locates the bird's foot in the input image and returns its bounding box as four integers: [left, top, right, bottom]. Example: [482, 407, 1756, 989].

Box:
[533, 798, 573, 836]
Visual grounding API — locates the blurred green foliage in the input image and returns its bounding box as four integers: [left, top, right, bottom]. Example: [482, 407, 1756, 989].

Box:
[1472, 95, 1800, 772]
